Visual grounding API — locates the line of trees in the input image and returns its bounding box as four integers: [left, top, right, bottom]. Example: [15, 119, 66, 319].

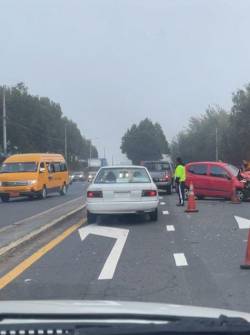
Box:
[171, 83, 250, 165]
[0, 83, 97, 168]
[121, 118, 169, 164]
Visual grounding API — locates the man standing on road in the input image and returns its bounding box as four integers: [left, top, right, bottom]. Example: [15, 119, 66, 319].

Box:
[175, 157, 186, 206]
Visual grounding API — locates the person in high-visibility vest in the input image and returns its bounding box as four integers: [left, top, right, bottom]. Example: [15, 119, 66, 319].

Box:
[175, 157, 186, 206]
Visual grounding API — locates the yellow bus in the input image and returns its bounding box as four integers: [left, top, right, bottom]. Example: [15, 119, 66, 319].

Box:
[0, 153, 69, 202]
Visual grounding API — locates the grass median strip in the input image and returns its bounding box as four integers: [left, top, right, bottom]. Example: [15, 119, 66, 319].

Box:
[0, 219, 86, 290]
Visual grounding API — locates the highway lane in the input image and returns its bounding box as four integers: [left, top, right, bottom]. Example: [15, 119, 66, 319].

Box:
[0, 193, 250, 313]
[0, 182, 87, 229]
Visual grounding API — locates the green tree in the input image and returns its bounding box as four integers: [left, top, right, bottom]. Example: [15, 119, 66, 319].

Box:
[0, 83, 98, 169]
[170, 107, 230, 163]
[121, 118, 169, 164]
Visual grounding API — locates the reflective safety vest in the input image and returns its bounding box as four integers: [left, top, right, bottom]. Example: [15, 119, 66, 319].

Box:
[175, 164, 186, 182]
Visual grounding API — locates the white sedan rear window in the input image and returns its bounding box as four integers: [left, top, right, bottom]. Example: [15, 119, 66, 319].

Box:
[94, 168, 151, 184]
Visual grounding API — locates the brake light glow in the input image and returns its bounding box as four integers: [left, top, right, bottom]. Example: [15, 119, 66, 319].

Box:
[87, 190, 103, 198]
[142, 190, 157, 197]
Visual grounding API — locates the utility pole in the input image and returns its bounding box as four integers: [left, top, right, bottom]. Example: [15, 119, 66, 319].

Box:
[2, 86, 7, 155]
[89, 140, 92, 160]
[64, 124, 67, 162]
[215, 127, 218, 161]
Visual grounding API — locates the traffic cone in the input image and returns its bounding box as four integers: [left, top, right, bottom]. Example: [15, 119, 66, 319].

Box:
[231, 186, 240, 204]
[185, 182, 199, 213]
[240, 229, 250, 269]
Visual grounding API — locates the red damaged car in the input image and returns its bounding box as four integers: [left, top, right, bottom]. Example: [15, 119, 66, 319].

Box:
[185, 161, 250, 201]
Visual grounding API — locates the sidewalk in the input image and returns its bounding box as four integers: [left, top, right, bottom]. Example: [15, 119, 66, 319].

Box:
[0, 197, 85, 257]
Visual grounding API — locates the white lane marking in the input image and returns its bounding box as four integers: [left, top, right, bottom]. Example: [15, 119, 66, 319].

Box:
[160, 202, 166, 205]
[162, 210, 169, 215]
[159, 196, 163, 200]
[78, 225, 129, 280]
[166, 225, 175, 231]
[234, 216, 250, 229]
[173, 253, 188, 266]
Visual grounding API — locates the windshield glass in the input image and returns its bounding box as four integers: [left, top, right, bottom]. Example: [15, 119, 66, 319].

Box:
[2, 0, 250, 319]
[144, 162, 170, 172]
[226, 164, 239, 177]
[95, 167, 151, 184]
[0, 162, 37, 173]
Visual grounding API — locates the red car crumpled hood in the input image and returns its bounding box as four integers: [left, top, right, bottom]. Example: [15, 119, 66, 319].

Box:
[241, 171, 250, 180]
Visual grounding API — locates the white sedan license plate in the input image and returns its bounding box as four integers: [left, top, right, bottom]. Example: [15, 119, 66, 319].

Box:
[114, 192, 130, 198]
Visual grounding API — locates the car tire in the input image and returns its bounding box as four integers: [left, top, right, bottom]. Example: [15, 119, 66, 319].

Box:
[166, 184, 172, 195]
[184, 188, 189, 200]
[1, 196, 9, 203]
[87, 211, 97, 224]
[39, 186, 47, 200]
[236, 189, 245, 202]
[149, 208, 158, 222]
[60, 183, 67, 196]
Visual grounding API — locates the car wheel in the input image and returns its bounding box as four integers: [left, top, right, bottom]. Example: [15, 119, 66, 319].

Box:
[87, 211, 97, 224]
[39, 186, 47, 200]
[184, 188, 189, 200]
[60, 183, 67, 196]
[1, 196, 9, 203]
[236, 189, 245, 202]
[149, 208, 158, 222]
[166, 184, 172, 195]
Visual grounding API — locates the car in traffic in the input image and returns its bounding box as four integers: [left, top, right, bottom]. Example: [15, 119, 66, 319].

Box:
[86, 165, 159, 223]
[185, 161, 250, 201]
[0, 153, 69, 202]
[71, 171, 85, 182]
[88, 170, 97, 182]
[141, 160, 174, 194]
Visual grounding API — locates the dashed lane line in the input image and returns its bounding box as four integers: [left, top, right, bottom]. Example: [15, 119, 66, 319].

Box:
[173, 253, 188, 267]
[166, 225, 175, 231]
[162, 210, 169, 215]
[160, 202, 166, 205]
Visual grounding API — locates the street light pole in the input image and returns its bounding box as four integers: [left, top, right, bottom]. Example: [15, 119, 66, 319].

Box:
[64, 124, 67, 162]
[215, 127, 218, 161]
[2, 86, 7, 155]
[89, 140, 92, 160]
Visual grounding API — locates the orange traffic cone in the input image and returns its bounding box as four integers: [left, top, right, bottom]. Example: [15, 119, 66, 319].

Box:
[185, 182, 199, 213]
[240, 229, 250, 269]
[231, 186, 240, 204]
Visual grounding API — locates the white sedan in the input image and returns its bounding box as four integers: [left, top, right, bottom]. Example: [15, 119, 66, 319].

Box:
[86, 166, 159, 223]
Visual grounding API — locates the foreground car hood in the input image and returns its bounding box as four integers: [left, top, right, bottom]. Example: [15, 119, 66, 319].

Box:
[0, 300, 250, 321]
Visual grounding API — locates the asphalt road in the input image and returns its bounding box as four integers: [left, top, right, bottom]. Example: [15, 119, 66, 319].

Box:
[1, 192, 250, 313]
[0, 182, 87, 228]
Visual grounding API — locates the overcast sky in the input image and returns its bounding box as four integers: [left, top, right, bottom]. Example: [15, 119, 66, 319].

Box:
[1, 0, 250, 163]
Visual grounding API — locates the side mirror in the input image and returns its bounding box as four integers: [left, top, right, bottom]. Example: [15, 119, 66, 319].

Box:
[39, 167, 46, 173]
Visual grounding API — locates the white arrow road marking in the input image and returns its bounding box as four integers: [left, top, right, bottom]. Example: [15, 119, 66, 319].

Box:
[78, 225, 129, 280]
[234, 216, 250, 229]
[173, 253, 188, 266]
[166, 225, 175, 231]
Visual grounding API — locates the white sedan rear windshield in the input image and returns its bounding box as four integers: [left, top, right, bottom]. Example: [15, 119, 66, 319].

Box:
[94, 168, 151, 184]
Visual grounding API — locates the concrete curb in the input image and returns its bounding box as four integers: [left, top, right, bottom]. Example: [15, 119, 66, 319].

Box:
[0, 204, 86, 258]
